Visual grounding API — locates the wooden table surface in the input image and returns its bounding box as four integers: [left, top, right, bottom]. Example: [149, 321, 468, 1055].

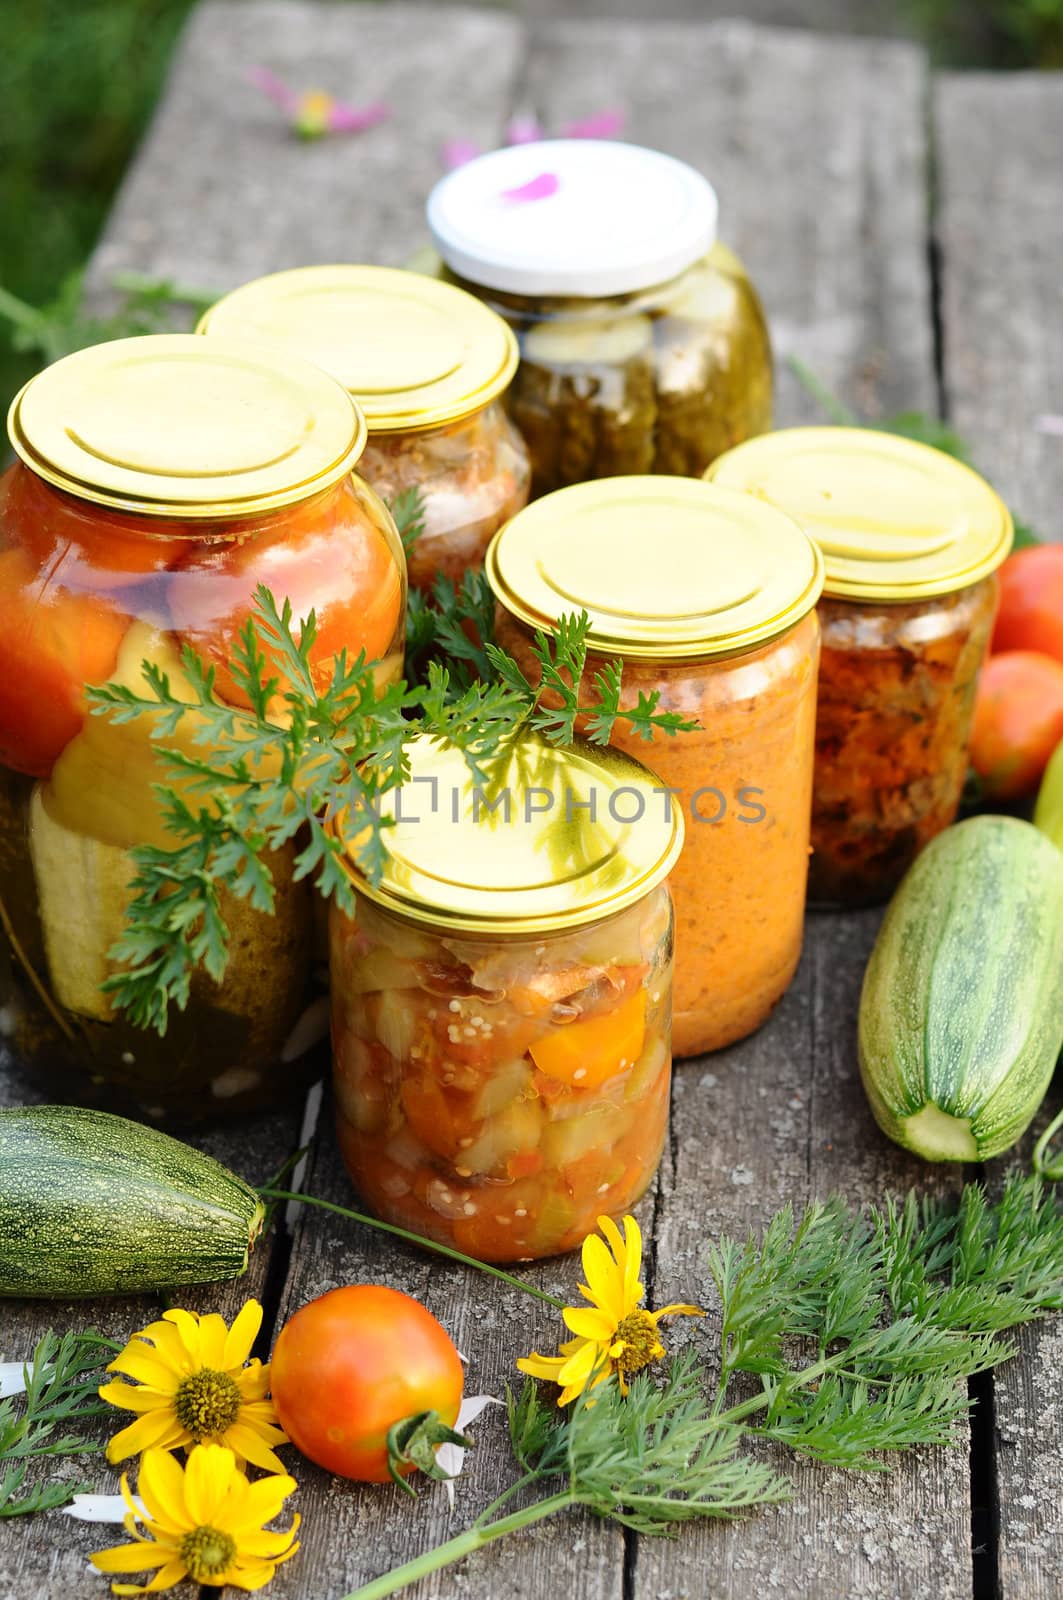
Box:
[3, 7, 1063, 1598]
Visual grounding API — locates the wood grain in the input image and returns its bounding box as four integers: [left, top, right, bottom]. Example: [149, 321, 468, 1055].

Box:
[936, 70, 1063, 1600]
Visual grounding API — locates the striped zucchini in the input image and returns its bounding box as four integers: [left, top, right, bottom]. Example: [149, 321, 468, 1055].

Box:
[859, 815, 1063, 1162]
[0, 1105, 266, 1297]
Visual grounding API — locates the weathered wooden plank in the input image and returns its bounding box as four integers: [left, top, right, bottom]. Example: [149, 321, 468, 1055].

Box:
[86, 0, 525, 297]
[522, 18, 937, 427]
[937, 70, 1063, 1600]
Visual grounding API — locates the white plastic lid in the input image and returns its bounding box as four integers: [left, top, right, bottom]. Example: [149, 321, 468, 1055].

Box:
[427, 140, 719, 298]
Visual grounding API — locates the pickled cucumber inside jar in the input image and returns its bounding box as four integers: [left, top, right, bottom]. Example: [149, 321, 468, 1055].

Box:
[0, 334, 405, 1120]
[426, 140, 774, 495]
[198, 264, 530, 591]
[329, 730, 682, 1262]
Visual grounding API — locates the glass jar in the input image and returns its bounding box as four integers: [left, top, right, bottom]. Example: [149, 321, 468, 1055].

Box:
[198, 265, 530, 592]
[426, 140, 772, 498]
[329, 732, 682, 1262]
[486, 478, 823, 1059]
[0, 334, 406, 1120]
[707, 428, 1013, 906]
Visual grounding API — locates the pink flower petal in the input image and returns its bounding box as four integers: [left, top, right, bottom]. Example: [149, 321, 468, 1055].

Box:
[247, 65, 299, 115]
[506, 114, 545, 145]
[501, 171, 560, 203]
[327, 99, 391, 133]
[562, 108, 625, 139]
[441, 138, 482, 170]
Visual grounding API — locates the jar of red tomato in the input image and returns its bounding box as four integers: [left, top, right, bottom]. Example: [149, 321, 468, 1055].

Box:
[0, 334, 405, 1119]
[485, 478, 823, 1059]
[198, 265, 530, 592]
[329, 731, 682, 1262]
[708, 427, 1013, 906]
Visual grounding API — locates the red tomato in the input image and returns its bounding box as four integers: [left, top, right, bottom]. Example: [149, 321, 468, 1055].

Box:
[1, 461, 186, 591]
[166, 480, 402, 706]
[0, 547, 130, 776]
[270, 1285, 464, 1483]
[969, 650, 1063, 800]
[992, 546, 1063, 662]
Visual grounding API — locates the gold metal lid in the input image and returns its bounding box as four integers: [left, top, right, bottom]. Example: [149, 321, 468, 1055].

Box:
[339, 731, 683, 935]
[7, 334, 367, 519]
[485, 476, 823, 662]
[197, 265, 519, 434]
[706, 427, 1013, 602]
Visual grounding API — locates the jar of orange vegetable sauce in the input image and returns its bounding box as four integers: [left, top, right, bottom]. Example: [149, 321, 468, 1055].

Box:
[197, 265, 530, 592]
[330, 730, 682, 1262]
[708, 428, 1013, 906]
[485, 478, 823, 1058]
[0, 334, 405, 1120]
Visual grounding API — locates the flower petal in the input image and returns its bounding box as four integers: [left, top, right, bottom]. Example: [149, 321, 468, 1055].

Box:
[90, 1542, 174, 1575]
[562, 1307, 616, 1342]
[107, 1346, 181, 1391]
[246, 66, 298, 114]
[230, 1521, 301, 1560]
[0, 1360, 32, 1398]
[109, 1557, 190, 1596]
[506, 113, 544, 144]
[137, 1449, 191, 1532]
[223, 1421, 289, 1474]
[99, 1381, 175, 1416]
[194, 1313, 230, 1371]
[501, 172, 560, 204]
[580, 1233, 624, 1321]
[327, 100, 390, 133]
[221, 1301, 263, 1371]
[183, 1444, 238, 1526]
[655, 1303, 706, 1320]
[515, 1352, 567, 1382]
[64, 1493, 146, 1524]
[236, 1473, 299, 1534]
[557, 1339, 599, 1389]
[107, 1410, 188, 1464]
[160, 1309, 203, 1365]
[562, 109, 625, 139]
[441, 138, 480, 170]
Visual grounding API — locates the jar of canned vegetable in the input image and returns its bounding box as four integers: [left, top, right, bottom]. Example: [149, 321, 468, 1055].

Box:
[0, 334, 405, 1119]
[485, 478, 823, 1059]
[425, 140, 773, 497]
[329, 731, 682, 1262]
[708, 428, 1013, 906]
[198, 265, 530, 592]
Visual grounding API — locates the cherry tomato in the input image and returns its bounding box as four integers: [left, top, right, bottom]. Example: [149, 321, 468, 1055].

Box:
[270, 1285, 464, 1483]
[0, 547, 130, 777]
[992, 546, 1063, 663]
[969, 650, 1063, 800]
[167, 479, 402, 706]
[1, 461, 186, 591]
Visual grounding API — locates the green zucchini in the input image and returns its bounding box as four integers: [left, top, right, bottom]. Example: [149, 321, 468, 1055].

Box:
[0, 1105, 266, 1298]
[858, 815, 1063, 1162]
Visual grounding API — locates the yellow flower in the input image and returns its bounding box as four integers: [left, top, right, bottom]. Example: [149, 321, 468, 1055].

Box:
[91, 1443, 299, 1594]
[100, 1301, 288, 1471]
[517, 1214, 703, 1405]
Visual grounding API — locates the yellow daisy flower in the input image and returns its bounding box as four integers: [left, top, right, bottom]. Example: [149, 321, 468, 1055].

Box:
[100, 1301, 289, 1472]
[517, 1214, 703, 1405]
[91, 1442, 299, 1594]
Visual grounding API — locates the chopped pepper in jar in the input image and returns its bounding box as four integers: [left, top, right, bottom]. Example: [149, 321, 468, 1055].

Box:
[486, 478, 824, 1058]
[198, 265, 530, 591]
[329, 733, 682, 1262]
[426, 142, 772, 496]
[708, 428, 1013, 906]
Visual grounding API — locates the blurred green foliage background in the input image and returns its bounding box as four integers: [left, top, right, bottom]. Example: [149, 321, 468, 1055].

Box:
[0, 0, 1061, 422]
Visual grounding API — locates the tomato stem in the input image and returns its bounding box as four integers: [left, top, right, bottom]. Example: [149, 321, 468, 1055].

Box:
[339, 1491, 576, 1599]
[259, 1187, 567, 1310]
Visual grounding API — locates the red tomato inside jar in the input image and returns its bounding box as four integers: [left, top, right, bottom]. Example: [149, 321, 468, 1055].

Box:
[0, 334, 405, 1120]
[329, 732, 682, 1262]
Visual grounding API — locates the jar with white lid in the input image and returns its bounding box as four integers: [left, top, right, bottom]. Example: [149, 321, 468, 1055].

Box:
[426, 140, 772, 497]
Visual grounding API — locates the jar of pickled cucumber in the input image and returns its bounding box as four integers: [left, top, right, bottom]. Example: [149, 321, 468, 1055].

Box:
[198, 265, 530, 592]
[330, 731, 682, 1262]
[708, 428, 1013, 907]
[0, 334, 405, 1120]
[425, 140, 772, 498]
[486, 478, 823, 1059]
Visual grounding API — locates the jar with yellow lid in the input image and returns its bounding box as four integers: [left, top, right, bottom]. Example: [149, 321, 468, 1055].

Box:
[425, 141, 773, 498]
[197, 265, 530, 593]
[707, 427, 1013, 907]
[485, 478, 823, 1059]
[0, 334, 405, 1119]
[330, 731, 682, 1262]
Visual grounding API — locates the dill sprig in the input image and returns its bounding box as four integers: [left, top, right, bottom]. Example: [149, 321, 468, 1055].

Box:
[0, 1329, 119, 1519]
[87, 563, 693, 1033]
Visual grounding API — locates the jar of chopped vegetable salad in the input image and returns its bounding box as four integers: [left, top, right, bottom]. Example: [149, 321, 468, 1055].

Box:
[425, 141, 773, 498]
[0, 334, 405, 1120]
[707, 428, 1013, 907]
[197, 265, 530, 592]
[486, 478, 823, 1059]
[330, 731, 682, 1262]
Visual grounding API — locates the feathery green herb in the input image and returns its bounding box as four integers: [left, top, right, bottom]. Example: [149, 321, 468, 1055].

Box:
[0, 1329, 118, 1518]
[0, 272, 216, 367]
